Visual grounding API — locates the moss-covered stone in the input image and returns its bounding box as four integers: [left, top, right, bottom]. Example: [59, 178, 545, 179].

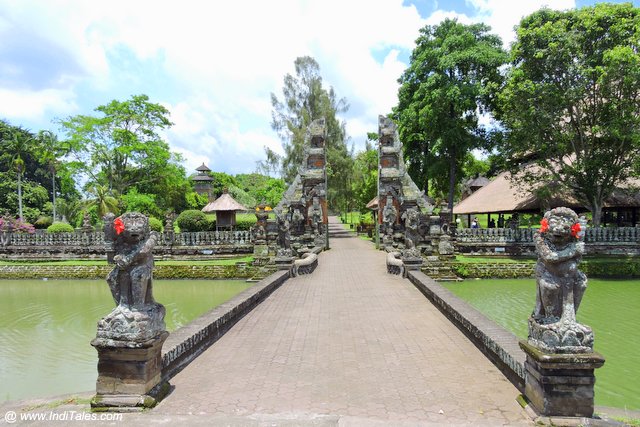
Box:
[446, 259, 640, 279]
[0, 264, 257, 280]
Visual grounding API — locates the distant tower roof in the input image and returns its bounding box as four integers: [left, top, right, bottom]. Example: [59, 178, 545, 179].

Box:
[193, 163, 214, 182]
[196, 163, 211, 172]
[468, 176, 490, 191]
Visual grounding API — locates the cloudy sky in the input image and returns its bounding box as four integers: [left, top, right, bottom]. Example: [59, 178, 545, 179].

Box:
[1, 0, 636, 176]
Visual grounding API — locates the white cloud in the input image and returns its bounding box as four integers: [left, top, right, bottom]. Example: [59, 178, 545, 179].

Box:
[0, 88, 77, 124]
[465, 0, 576, 48]
[0, 0, 583, 178]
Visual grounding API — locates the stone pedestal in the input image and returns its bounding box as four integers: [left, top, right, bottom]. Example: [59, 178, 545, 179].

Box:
[274, 256, 295, 272]
[519, 340, 605, 418]
[91, 331, 169, 412]
[401, 256, 423, 277]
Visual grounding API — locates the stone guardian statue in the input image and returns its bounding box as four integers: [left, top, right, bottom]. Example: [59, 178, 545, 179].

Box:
[91, 212, 168, 411]
[96, 212, 166, 342]
[528, 207, 592, 353]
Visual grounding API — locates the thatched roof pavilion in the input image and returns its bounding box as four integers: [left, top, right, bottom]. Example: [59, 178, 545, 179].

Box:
[453, 171, 640, 226]
[202, 190, 248, 230]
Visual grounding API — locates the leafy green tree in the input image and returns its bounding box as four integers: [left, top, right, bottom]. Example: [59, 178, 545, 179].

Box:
[270, 56, 353, 209]
[351, 140, 378, 213]
[394, 19, 508, 210]
[210, 171, 238, 197]
[185, 192, 209, 210]
[121, 188, 161, 217]
[495, 3, 640, 226]
[235, 173, 285, 208]
[59, 94, 175, 197]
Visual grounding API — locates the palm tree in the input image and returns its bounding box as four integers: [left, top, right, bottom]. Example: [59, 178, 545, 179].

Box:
[2, 131, 33, 221]
[37, 130, 66, 221]
[86, 184, 120, 218]
[56, 198, 83, 225]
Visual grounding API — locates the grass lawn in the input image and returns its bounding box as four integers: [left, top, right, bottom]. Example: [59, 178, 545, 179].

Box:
[339, 211, 375, 226]
[454, 255, 535, 264]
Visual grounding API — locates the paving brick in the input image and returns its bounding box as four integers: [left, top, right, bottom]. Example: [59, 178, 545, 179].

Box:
[130, 217, 533, 425]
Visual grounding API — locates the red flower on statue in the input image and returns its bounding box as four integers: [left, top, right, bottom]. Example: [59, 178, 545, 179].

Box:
[571, 222, 581, 238]
[114, 218, 125, 235]
[540, 218, 549, 233]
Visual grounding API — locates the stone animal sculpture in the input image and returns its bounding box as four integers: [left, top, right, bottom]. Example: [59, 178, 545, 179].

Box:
[529, 207, 592, 353]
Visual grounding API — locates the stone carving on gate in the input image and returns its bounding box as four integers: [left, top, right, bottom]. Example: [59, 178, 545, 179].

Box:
[528, 207, 592, 353]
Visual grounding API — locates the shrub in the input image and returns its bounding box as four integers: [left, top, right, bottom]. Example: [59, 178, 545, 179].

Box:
[235, 216, 256, 231]
[0, 217, 35, 233]
[47, 222, 75, 233]
[22, 207, 42, 224]
[176, 210, 209, 232]
[148, 217, 163, 232]
[34, 216, 53, 229]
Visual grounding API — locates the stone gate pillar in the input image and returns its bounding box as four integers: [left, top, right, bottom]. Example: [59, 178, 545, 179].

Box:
[275, 118, 328, 256]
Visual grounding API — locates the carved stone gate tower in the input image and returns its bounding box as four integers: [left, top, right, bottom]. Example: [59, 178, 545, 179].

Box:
[275, 118, 328, 254]
[377, 115, 434, 252]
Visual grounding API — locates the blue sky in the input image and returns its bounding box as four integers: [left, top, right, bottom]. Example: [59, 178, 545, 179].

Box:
[1, 0, 638, 176]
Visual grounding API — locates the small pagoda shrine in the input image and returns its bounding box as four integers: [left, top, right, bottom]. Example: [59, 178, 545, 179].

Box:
[192, 163, 214, 201]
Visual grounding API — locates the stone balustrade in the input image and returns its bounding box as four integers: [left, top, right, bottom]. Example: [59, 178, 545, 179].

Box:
[456, 226, 640, 243]
[0, 229, 254, 259]
[455, 226, 640, 256]
[0, 229, 252, 247]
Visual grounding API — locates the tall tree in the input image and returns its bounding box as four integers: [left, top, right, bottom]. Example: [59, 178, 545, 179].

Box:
[255, 146, 283, 178]
[59, 94, 174, 197]
[2, 129, 33, 220]
[35, 130, 66, 221]
[351, 139, 378, 213]
[0, 120, 78, 223]
[270, 56, 353, 209]
[394, 19, 507, 210]
[495, 4, 640, 226]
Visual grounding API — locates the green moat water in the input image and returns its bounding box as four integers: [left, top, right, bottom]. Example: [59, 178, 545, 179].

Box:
[442, 279, 640, 411]
[0, 279, 253, 402]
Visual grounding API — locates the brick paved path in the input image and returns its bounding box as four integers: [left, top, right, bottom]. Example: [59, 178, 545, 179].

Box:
[152, 217, 531, 425]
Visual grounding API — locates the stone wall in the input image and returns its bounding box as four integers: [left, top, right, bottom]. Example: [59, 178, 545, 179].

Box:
[445, 259, 640, 279]
[447, 263, 535, 279]
[0, 264, 260, 280]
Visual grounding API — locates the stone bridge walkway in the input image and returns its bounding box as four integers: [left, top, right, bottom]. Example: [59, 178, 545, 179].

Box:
[151, 217, 531, 425]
